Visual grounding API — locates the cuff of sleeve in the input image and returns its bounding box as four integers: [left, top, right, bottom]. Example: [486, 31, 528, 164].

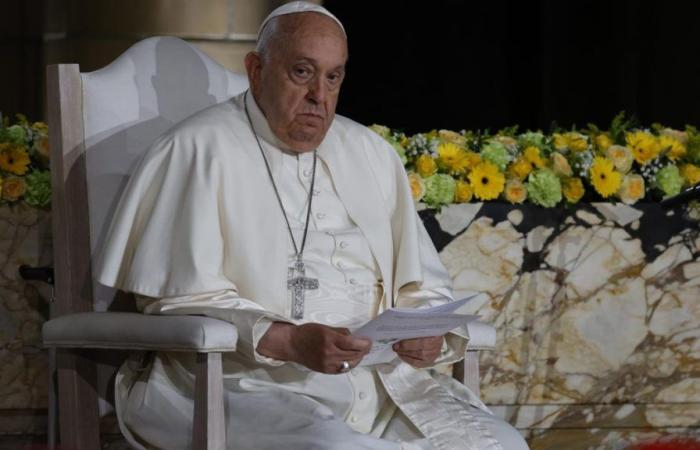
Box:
[433, 332, 468, 366]
[251, 316, 289, 366]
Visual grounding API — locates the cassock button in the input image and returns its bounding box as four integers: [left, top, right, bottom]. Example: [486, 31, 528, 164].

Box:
[313, 188, 321, 195]
[349, 278, 358, 285]
[316, 212, 326, 219]
[302, 169, 311, 177]
[336, 261, 343, 269]
[358, 392, 367, 400]
[350, 416, 358, 423]
[339, 241, 349, 249]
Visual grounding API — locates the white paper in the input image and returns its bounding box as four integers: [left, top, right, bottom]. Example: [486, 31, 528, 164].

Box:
[352, 297, 480, 366]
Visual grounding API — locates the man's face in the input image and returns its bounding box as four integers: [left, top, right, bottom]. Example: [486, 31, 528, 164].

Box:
[246, 14, 348, 153]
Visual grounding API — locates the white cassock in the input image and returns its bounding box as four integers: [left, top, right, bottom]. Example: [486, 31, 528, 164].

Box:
[96, 91, 528, 450]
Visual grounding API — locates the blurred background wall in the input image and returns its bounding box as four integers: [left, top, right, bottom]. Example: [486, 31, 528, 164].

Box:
[0, 0, 320, 122]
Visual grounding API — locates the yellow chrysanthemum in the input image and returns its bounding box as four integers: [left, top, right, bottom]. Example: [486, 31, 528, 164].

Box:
[437, 142, 470, 173]
[553, 133, 569, 151]
[406, 172, 426, 202]
[504, 179, 527, 204]
[0, 143, 31, 176]
[464, 151, 482, 169]
[468, 161, 505, 200]
[658, 135, 687, 161]
[562, 177, 585, 204]
[590, 157, 622, 198]
[1, 176, 26, 201]
[617, 174, 645, 205]
[566, 132, 589, 152]
[31, 122, 48, 133]
[507, 157, 533, 181]
[680, 164, 700, 186]
[626, 130, 660, 165]
[454, 180, 473, 203]
[595, 134, 613, 152]
[523, 146, 546, 168]
[415, 154, 438, 178]
[438, 129, 467, 148]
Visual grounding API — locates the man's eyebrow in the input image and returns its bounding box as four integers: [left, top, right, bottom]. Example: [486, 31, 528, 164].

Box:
[292, 57, 346, 72]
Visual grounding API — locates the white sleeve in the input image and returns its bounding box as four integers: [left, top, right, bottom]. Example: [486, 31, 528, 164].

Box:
[135, 289, 293, 366]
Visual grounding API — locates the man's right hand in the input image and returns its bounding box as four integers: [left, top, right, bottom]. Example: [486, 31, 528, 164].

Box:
[257, 322, 372, 374]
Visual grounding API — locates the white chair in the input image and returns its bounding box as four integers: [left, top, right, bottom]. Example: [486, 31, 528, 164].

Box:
[42, 36, 495, 449]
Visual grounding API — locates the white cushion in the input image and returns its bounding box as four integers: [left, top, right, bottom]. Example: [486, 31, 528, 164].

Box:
[43, 312, 238, 352]
[465, 321, 496, 350]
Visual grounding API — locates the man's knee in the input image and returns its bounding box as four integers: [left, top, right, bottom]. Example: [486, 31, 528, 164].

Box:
[483, 415, 529, 450]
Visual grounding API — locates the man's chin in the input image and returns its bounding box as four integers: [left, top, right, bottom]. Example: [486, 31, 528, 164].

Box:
[285, 128, 326, 152]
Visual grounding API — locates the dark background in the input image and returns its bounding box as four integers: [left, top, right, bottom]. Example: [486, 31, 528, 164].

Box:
[325, 0, 700, 134]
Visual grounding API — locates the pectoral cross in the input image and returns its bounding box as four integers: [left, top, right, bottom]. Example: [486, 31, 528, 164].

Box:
[287, 258, 318, 320]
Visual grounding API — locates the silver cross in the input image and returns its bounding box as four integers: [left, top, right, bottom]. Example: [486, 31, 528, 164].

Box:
[287, 259, 318, 319]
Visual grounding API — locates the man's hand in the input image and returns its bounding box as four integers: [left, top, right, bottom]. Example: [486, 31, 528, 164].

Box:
[393, 335, 444, 368]
[257, 322, 372, 374]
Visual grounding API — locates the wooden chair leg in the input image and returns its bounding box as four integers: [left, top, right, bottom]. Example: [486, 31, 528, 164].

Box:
[453, 350, 481, 397]
[193, 352, 226, 450]
[56, 349, 100, 450]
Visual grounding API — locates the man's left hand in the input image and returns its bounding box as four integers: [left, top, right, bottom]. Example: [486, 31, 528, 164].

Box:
[393, 335, 444, 368]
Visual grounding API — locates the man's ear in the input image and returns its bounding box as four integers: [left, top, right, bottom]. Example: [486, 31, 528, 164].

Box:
[245, 52, 262, 96]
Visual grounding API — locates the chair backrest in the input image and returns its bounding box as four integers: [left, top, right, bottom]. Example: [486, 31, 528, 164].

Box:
[48, 36, 249, 314]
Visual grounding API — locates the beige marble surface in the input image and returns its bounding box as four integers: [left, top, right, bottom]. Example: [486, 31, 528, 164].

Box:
[436, 203, 700, 449]
[0, 204, 51, 413]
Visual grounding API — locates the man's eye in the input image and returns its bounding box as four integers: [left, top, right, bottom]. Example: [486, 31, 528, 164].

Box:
[294, 67, 311, 78]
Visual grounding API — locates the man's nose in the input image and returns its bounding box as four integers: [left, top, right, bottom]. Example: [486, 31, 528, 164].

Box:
[306, 75, 327, 104]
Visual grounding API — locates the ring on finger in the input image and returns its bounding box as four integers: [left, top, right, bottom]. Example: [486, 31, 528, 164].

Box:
[339, 360, 351, 373]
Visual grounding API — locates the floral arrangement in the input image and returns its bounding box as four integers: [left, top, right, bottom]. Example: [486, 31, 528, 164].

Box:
[0, 114, 51, 208]
[369, 113, 700, 209]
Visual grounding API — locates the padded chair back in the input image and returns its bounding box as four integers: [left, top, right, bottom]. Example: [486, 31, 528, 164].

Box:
[51, 36, 249, 314]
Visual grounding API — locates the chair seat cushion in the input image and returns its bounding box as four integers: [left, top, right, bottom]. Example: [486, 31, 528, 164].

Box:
[466, 321, 496, 350]
[43, 312, 238, 352]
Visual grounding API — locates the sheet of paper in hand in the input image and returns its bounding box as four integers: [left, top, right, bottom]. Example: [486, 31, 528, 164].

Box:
[352, 297, 480, 366]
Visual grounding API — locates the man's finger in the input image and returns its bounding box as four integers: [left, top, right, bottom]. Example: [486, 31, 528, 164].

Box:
[335, 334, 372, 352]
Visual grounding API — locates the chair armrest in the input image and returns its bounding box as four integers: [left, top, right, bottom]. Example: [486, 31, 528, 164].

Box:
[42, 312, 237, 352]
[465, 321, 495, 351]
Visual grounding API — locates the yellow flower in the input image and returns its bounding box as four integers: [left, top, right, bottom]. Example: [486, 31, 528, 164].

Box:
[617, 174, 645, 205]
[437, 142, 470, 173]
[507, 157, 533, 181]
[606, 145, 634, 173]
[553, 133, 569, 151]
[562, 177, 585, 204]
[658, 135, 686, 161]
[566, 132, 589, 152]
[468, 161, 505, 200]
[31, 122, 48, 133]
[551, 152, 572, 176]
[553, 132, 588, 152]
[626, 130, 660, 165]
[590, 157, 622, 198]
[504, 179, 527, 204]
[33, 135, 50, 161]
[1, 176, 27, 202]
[0, 143, 31, 175]
[415, 154, 438, 177]
[595, 133, 613, 152]
[464, 151, 482, 169]
[454, 180, 473, 203]
[438, 129, 467, 148]
[680, 164, 700, 186]
[407, 172, 426, 201]
[523, 146, 546, 168]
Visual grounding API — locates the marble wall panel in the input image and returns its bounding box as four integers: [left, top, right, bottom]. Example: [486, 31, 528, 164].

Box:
[0, 205, 52, 411]
[426, 202, 700, 449]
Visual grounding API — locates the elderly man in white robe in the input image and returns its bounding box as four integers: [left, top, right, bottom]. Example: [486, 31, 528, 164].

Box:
[96, 2, 529, 449]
